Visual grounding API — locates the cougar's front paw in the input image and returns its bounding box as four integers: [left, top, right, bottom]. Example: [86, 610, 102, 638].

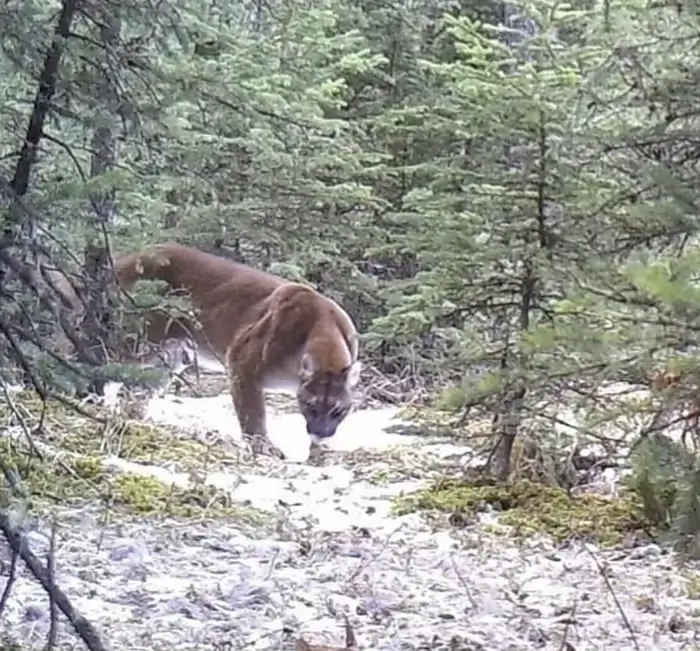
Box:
[308, 441, 329, 466]
[242, 433, 286, 460]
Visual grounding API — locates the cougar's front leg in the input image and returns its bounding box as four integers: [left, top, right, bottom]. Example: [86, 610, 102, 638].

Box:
[228, 365, 285, 460]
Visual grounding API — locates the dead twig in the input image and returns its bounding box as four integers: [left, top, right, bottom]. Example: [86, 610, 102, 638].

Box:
[0, 545, 19, 618]
[557, 596, 578, 651]
[583, 544, 640, 651]
[0, 510, 110, 651]
[45, 518, 59, 651]
[296, 613, 358, 651]
[0, 376, 45, 461]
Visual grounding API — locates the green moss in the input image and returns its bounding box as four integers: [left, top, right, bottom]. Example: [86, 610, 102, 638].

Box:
[110, 473, 244, 518]
[1, 392, 235, 472]
[1, 441, 261, 523]
[686, 573, 700, 599]
[73, 456, 105, 480]
[367, 469, 391, 486]
[393, 475, 652, 548]
[0, 392, 264, 525]
[94, 420, 232, 468]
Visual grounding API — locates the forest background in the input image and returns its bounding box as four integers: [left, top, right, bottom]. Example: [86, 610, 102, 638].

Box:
[2, 0, 700, 481]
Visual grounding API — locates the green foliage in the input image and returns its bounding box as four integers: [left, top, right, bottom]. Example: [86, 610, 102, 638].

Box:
[627, 434, 700, 559]
[5, 0, 700, 479]
[628, 435, 693, 526]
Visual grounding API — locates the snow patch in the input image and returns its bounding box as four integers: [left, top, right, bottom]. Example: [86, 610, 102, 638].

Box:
[138, 393, 428, 533]
[144, 393, 416, 462]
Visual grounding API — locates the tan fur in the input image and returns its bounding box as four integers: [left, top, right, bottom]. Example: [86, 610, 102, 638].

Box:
[113, 242, 361, 457]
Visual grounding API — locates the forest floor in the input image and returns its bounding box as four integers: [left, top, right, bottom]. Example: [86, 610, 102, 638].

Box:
[1, 379, 700, 651]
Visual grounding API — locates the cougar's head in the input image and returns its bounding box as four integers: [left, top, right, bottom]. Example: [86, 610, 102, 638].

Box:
[297, 353, 361, 443]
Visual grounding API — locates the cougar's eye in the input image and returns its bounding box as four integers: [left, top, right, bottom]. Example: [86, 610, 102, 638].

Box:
[330, 406, 346, 420]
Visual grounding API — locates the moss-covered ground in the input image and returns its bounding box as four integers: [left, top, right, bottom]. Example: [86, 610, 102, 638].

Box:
[393, 472, 653, 548]
[0, 390, 263, 523]
[389, 403, 661, 548]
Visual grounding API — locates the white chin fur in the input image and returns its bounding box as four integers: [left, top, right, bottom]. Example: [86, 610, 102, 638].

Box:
[308, 434, 321, 445]
[347, 360, 362, 388]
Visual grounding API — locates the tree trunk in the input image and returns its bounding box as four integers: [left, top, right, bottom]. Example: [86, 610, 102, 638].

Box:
[80, 9, 122, 394]
[485, 6, 543, 479]
[0, 0, 79, 386]
[1, 0, 79, 244]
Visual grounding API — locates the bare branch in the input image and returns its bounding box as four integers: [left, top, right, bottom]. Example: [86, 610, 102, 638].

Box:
[0, 511, 110, 651]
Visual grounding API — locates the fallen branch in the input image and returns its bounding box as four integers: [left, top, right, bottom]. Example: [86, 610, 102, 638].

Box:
[0, 507, 110, 651]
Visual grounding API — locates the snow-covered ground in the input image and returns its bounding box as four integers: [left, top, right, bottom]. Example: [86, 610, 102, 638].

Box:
[145, 395, 413, 462]
[2, 387, 700, 650]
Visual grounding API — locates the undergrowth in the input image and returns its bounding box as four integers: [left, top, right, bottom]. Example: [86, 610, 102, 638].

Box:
[0, 391, 264, 524]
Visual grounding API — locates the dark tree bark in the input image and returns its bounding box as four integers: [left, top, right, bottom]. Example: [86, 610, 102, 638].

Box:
[80, 8, 123, 394]
[2, 0, 80, 244]
[485, 5, 542, 479]
[0, 0, 80, 386]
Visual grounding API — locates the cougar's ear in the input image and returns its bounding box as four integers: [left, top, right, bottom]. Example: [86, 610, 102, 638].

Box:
[346, 360, 361, 388]
[299, 352, 316, 383]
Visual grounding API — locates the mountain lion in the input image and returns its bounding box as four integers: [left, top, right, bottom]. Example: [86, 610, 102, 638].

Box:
[114, 242, 361, 458]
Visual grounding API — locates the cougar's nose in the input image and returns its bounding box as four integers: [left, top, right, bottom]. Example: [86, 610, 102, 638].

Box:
[306, 420, 337, 440]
